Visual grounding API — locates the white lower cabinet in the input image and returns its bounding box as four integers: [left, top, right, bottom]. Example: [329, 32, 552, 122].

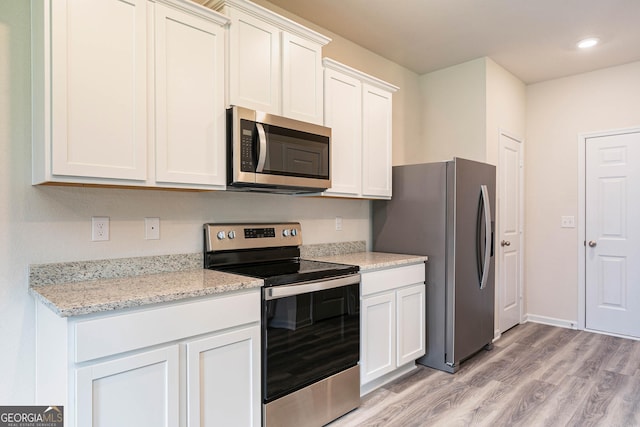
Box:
[396, 285, 427, 366]
[186, 326, 261, 427]
[35, 290, 261, 427]
[76, 346, 180, 427]
[361, 292, 396, 383]
[360, 263, 426, 393]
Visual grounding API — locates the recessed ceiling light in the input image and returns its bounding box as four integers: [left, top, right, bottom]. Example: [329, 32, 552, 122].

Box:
[577, 38, 599, 49]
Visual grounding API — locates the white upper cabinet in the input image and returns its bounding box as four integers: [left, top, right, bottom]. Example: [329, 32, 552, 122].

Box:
[215, 0, 330, 125]
[322, 58, 398, 199]
[32, 0, 229, 189]
[281, 33, 324, 124]
[362, 83, 394, 198]
[154, 1, 228, 188]
[33, 0, 148, 183]
[323, 67, 362, 196]
[226, 8, 281, 114]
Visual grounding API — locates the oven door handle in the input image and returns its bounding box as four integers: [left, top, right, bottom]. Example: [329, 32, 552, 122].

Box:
[264, 274, 360, 300]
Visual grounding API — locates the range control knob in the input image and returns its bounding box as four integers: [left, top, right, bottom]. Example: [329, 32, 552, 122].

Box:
[228, 231, 236, 240]
[216, 231, 226, 240]
[291, 229, 298, 237]
[282, 229, 291, 237]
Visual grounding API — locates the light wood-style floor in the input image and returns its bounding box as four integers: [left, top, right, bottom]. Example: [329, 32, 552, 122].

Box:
[329, 322, 640, 427]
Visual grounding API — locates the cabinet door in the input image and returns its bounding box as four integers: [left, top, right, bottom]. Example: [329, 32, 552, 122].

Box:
[228, 9, 280, 114]
[50, 0, 147, 180]
[361, 83, 393, 198]
[396, 284, 426, 366]
[76, 346, 179, 427]
[186, 325, 261, 427]
[282, 33, 323, 124]
[361, 292, 396, 384]
[323, 68, 362, 196]
[154, 4, 226, 187]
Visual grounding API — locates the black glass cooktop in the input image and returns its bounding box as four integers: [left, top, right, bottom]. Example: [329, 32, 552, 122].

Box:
[214, 259, 359, 287]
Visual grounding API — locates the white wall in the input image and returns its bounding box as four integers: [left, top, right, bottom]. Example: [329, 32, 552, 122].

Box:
[0, 1, 370, 403]
[525, 61, 640, 324]
[485, 58, 526, 333]
[417, 57, 527, 334]
[418, 58, 487, 163]
[252, 0, 424, 166]
[485, 58, 526, 166]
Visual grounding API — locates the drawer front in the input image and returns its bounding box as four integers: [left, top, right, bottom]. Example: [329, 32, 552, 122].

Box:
[74, 290, 260, 363]
[361, 263, 425, 297]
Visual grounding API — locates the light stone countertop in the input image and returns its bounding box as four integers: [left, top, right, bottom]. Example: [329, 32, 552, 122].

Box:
[28, 243, 424, 318]
[307, 251, 427, 271]
[29, 269, 263, 317]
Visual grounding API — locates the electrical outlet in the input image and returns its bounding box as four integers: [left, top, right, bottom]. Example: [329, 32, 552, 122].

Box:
[92, 216, 110, 241]
[335, 216, 343, 231]
[145, 217, 160, 240]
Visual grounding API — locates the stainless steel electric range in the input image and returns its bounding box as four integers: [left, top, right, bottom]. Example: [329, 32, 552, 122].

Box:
[203, 222, 361, 427]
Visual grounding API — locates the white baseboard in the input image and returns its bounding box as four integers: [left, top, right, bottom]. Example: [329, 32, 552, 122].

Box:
[493, 328, 501, 342]
[524, 314, 578, 330]
[360, 363, 417, 397]
[584, 327, 640, 341]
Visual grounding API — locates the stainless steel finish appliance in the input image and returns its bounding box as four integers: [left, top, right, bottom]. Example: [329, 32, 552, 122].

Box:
[227, 106, 331, 193]
[372, 158, 496, 373]
[204, 222, 360, 426]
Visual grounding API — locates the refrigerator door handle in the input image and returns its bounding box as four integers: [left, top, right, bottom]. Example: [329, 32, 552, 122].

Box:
[479, 184, 492, 289]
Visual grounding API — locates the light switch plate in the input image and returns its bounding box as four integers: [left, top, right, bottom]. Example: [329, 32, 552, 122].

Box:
[145, 217, 160, 240]
[561, 216, 575, 228]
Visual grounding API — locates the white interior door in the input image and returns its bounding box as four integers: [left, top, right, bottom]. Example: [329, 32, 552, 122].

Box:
[585, 131, 640, 338]
[498, 133, 523, 333]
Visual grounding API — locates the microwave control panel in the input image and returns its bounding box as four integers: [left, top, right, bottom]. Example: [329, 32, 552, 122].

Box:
[240, 119, 254, 172]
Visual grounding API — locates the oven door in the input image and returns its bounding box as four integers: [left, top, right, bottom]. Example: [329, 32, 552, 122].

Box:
[262, 274, 360, 403]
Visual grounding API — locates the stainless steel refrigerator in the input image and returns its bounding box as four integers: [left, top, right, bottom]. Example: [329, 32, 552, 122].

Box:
[372, 158, 496, 373]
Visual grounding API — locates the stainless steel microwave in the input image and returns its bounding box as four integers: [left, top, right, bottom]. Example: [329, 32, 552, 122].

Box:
[227, 106, 331, 193]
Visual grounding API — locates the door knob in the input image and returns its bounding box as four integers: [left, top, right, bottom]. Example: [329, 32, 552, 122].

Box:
[588, 240, 597, 247]
[501, 240, 511, 247]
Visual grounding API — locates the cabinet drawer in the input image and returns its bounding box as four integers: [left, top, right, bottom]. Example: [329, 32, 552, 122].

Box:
[74, 290, 260, 363]
[361, 263, 425, 297]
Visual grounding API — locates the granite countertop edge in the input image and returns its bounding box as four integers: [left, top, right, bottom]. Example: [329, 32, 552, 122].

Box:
[29, 267, 264, 318]
[29, 275, 264, 318]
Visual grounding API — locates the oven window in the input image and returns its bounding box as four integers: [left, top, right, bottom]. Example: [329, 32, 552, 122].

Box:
[262, 124, 329, 179]
[263, 283, 359, 402]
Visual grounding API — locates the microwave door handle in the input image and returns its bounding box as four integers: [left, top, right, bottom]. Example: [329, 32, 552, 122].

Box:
[256, 123, 267, 173]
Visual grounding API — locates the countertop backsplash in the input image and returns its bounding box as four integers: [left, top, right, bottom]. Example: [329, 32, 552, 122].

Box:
[300, 241, 366, 258]
[29, 253, 202, 287]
